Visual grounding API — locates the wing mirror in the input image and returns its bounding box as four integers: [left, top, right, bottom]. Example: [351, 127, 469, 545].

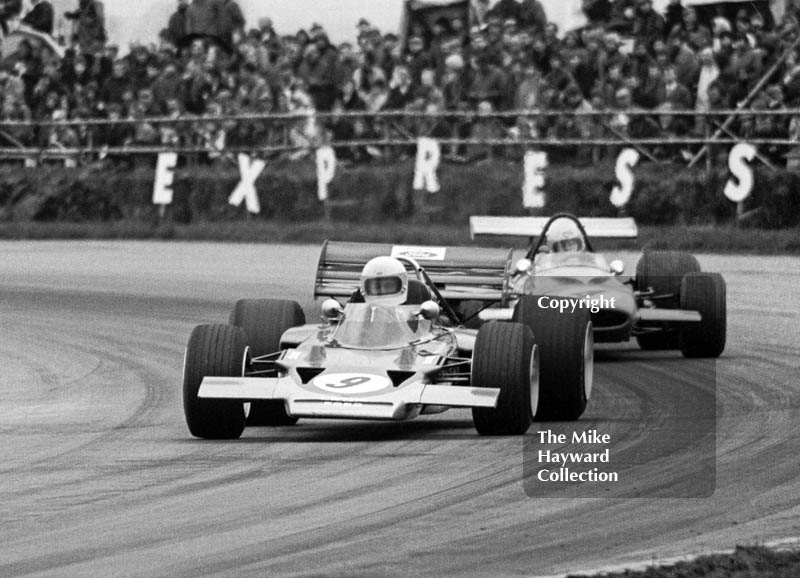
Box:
[609, 260, 625, 276]
[515, 258, 533, 274]
[417, 300, 440, 320]
[321, 298, 344, 320]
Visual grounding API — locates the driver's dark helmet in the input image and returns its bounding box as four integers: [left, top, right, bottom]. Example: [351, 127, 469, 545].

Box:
[547, 219, 585, 253]
[360, 256, 408, 306]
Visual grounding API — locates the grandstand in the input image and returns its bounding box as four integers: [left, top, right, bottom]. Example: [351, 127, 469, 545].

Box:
[0, 0, 798, 166]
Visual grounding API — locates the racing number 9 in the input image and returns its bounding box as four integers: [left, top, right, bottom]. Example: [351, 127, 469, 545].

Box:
[325, 376, 372, 389]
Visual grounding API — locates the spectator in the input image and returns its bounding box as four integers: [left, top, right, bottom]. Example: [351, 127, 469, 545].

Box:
[555, 84, 598, 163]
[544, 52, 576, 95]
[405, 35, 435, 84]
[782, 50, 800, 104]
[152, 61, 183, 113]
[583, 0, 612, 25]
[22, 0, 54, 35]
[632, 0, 663, 46]
[60, 53, 91, 93]
[186, 0, 223, 47]
[126, 45, 154, 93]
[663, 65, 692, 109]
[383, 64, 414, 110]
[488, 0, 521, 23]
[467, 100, 505, 161]
[514, 61, 544, 111]
[136, 87, 160, 117]
[467, 54, 506, 109]
[414, 68, 444, 109]
[0, 62, 26, 105]
[339, 78, 366, 111]
[335, 41, 359, 88]
[297, 39, 338, 111]
[364, 74, 389, 112]
[682, 6, 711, 47]
[95, 102, 132, 149]
[695, 47, 719, 113]
[520, 0, 548, 35]
[65, 0, 106, 52]
[598, 32, 628, 83]
[653, 101, 692, 161]
[99, 59, 131, 107]
[663, 0, 683, 38]
[220, 0, 245, 49]
[1, 97, 33, 146]
[633, 59, 665, 109]
[669, 31, 700, 89]
[167, 0, 190, 49]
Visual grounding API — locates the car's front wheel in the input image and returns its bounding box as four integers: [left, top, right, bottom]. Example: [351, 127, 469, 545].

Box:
[514, 295, 593, 421]
[183, 324, 247, 439]
[229, 299, 305, 426]
[680, 272, 726, 358]
[471, 322, 538, 436]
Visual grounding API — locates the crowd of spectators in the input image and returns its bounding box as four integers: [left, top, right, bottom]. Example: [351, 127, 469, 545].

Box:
[3, 0, 800, 165]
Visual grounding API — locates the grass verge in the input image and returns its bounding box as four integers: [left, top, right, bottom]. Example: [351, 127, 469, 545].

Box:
[570, 545, 800, 578]
[0, 220, 798, 254]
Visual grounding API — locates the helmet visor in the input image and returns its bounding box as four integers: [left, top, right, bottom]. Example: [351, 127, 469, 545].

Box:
[556, 238, 582, 252]
[364, 276, 403, 297]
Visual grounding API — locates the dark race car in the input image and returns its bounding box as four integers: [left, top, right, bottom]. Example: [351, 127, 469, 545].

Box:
[470, 213, 726, 358]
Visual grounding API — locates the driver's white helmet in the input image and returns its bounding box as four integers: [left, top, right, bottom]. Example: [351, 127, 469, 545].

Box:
[360, 256, 408, 305]
[548, 219, 585, 253]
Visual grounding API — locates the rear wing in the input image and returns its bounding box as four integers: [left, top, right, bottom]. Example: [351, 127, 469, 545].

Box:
[470, 216, 638, 239]
[314, 241, 513, 302]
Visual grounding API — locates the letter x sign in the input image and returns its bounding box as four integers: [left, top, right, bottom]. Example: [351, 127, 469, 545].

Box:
[228, 154, 265, 214]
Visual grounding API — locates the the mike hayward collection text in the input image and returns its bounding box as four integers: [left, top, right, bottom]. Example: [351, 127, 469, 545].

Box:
[534, 429, 619, 483]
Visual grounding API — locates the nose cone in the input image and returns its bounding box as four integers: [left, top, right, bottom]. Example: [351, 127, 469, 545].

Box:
[532, 277, 634, 313]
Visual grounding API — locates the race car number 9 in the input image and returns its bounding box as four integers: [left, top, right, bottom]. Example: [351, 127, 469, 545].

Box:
[312, 373, 392, 394]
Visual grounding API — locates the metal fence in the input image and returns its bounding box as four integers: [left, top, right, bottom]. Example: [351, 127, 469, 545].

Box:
[1, 108, 799, 169]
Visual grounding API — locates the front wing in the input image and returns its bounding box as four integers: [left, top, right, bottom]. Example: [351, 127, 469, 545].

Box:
[198, 377, 500, 421]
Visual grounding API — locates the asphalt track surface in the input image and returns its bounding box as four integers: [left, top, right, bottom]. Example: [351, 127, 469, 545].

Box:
[1, 241, 798, 578]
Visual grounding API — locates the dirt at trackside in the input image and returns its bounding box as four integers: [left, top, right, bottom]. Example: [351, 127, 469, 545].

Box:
[569, 545, 800, 578]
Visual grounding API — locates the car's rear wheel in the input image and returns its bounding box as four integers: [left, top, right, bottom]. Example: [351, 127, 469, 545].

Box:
[514, 295, 593, 421]
[635, 251, 701, 350]
[183, 324, 247, 439]
[680, 272, 726, 358]
[635, 250, 701, 303]
[458, 300, 487, 329]
[229, 299, 305, 426]
[471, 322, 538, 436]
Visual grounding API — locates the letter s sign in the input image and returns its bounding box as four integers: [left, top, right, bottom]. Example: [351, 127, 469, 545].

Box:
[610, 148, 639, 208]
[724, 143, 756, 203]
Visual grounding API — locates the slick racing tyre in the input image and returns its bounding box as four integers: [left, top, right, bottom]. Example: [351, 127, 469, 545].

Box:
[635, 250, 701, 305]
[679, 272, 726, 358]
[635, 251, 701, 351]
[229, 299, 305, 426]
[471, 322, 538, 436]
[183, 324, 247, 439]
[514, 295, 593, 421]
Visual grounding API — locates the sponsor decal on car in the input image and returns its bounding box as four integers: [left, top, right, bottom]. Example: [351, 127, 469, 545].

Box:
[391, 245, 447, 261]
